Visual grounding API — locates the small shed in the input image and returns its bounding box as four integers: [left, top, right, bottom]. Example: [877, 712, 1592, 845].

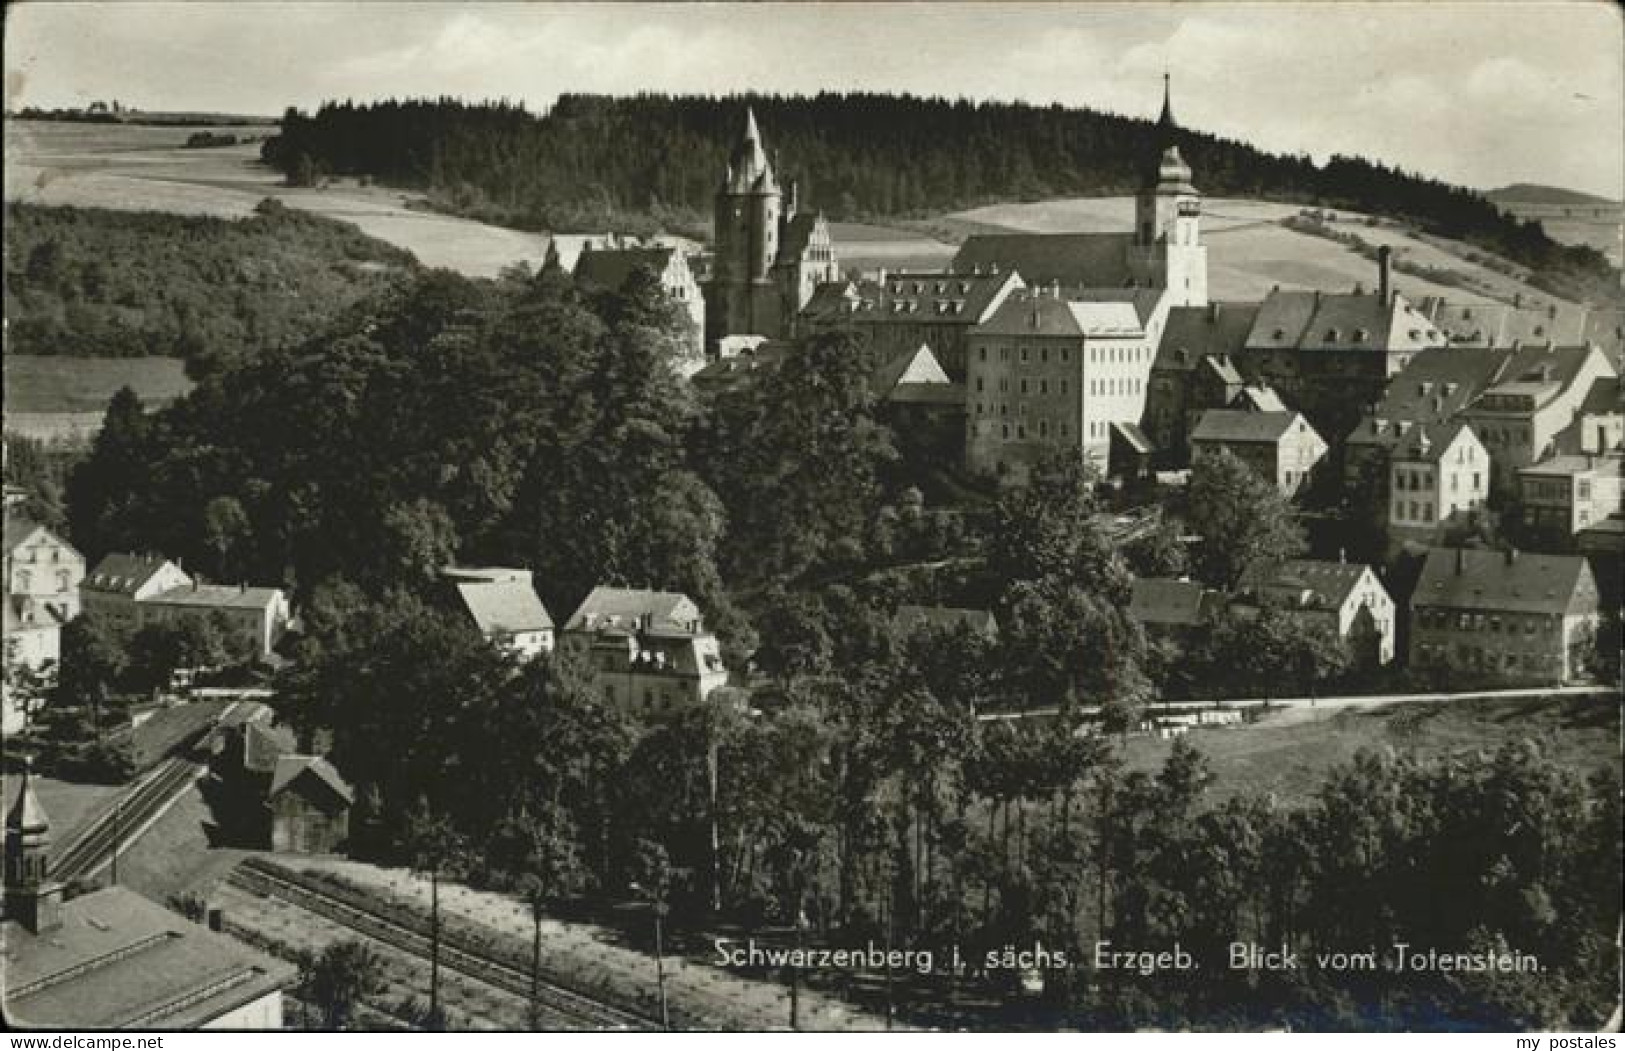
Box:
[268, 755, 353, 855]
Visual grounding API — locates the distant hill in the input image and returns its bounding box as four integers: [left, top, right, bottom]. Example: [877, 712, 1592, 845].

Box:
[261, 93, 1622, 305]
[11, 107, 279, 127]
[1489, 183, 1621, 207]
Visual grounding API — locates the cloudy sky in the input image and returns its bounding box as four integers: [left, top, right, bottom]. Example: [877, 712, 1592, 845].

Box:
[5, 1, 1622, 198]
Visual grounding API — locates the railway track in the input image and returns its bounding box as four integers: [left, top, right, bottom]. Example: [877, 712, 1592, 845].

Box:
[52, 754, 204, 883]
[228, 860, 655, 1031]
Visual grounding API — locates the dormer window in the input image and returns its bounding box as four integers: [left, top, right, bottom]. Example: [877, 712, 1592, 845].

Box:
[1272, 328, 1285, 340]
[1353, 329, 1369, 342]
[1324, 329, 1339, 342]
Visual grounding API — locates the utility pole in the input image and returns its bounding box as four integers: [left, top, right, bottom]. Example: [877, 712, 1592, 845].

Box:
[653, 900, 670, 1031]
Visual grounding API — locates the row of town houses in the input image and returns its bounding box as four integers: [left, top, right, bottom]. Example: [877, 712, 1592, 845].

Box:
[568, 97, 1621, 559]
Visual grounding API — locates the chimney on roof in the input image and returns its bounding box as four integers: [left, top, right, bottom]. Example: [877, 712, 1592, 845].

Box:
[1455, 547, 1465, 575]
[1513, 292, 1523, 308]
[1208, 302, 1219, 322]
[1338, 547, 1346, 564]
[1377, 245, 1392, 305]
[1548, 303, 1558, 320]
[1505, 547, 1518, 566]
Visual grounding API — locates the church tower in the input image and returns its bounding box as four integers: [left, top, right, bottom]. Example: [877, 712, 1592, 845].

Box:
[1132, 75, 1207, 307]
[5, 757, 64, 934]
[706, 107, 787, 344]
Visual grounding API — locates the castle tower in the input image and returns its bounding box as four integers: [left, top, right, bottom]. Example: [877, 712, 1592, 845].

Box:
[1132, 75, 1208, 307]
[706, 107, 786, 343]
[5, 757, 64, 934]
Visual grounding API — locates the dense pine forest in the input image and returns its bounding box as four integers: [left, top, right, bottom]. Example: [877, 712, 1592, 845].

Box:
[262, 93, 1620, 303]
[3, 200, 416, 372]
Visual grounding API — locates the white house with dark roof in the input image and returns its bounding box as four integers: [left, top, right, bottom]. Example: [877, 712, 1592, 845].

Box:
[443, 566, 554, 660]
[965, 288, 1156, 478]
[1236, 558, 1396, 664]
[1387, 421, 1491, 540]
[1409, 547, 1601, 684]
[81, 554, 289, 659]
[1189, 409, 1327, 495]
[5, 515, 84, 625]
[561, 586, 729, 716]
[1459, 342, 1618, 490]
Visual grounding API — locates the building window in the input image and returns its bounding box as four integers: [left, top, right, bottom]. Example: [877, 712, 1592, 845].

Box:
[976, 377, 984, 392]
[1041, 347, 1049, 363]
[1039, 420, 1049, 437]
[1040, 380, 1049, 395]
[1021, 348, 1029, 363]
[980, 348, 987, 362]
[1017, 424, 1027, 439]
[1001, 424, 1010, 439]
[1020, 379, 1028, 394]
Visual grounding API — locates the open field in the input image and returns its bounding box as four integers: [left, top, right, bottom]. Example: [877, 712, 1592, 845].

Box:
[828, 221, 955, 273]
[3, 355, 193, 442]
[6, 121, 553, 277]
[944, 197, 1531, 305]
[3, 355, 192, 414]
[1120, 694, 1621, 805]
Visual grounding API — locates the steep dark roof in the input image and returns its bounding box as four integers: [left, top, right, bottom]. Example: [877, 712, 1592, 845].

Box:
[1127, 578, 1222, 628]
[1153, 303, 1262, 372]
[952, 232, 1135, 288]
[779, 213, 827, 259]
[84, 554, 184, 596]
[1246, 559, 1379, 611]
[1412, 547, 1596, 615]
[1191, 409, 1312, 444]
[270, 755, 354, 806]
[574, 247, 677, 290]
[1390, 420, 1478, 464]
[1468, 343, 1607, 411]
[1346, 346, 1516, 450]
[3, 885, 296, 1028]
[1244, 289, 1442, 353]
[800, 271, 1020, 327]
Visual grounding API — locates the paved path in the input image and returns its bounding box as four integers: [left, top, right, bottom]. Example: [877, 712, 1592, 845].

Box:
[979, 684, 1620, 724]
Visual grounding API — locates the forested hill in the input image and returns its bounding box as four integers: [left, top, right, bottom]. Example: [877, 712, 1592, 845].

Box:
[3, 200, 416, 370]
[263, 93, 1619, 300]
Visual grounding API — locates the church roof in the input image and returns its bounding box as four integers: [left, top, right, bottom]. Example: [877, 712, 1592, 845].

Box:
[952, 232, 1135, 289]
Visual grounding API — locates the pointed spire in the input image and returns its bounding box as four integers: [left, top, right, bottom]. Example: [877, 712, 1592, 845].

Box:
[1158, 71, 1175, 129]
[724, 105, 777, 194]
[6, 756, 49, 837]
